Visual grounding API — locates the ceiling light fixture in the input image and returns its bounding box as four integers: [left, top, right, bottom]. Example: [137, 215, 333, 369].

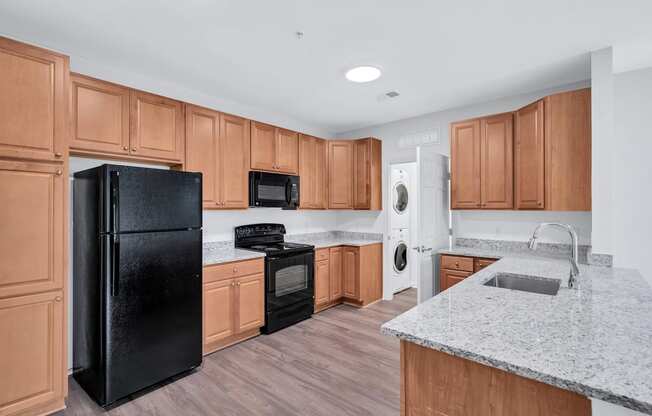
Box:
[345, 66, 382, 83]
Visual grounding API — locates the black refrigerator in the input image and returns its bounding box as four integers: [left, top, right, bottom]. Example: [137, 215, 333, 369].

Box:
[73, 165, 203, 407]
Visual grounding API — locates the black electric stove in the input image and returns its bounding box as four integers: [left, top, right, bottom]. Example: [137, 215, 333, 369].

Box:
[235, 224, 314, 333]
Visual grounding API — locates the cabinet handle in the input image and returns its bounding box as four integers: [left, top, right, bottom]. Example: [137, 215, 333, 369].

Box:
[55, 296, 62, 302]
[233, 267, 238, 273]
[215, 201, 220, 205]
[236, 282, 241, 287]
[537, 202, 543, 206]
[455, 262, 460, 267]
[131, 148, 137, 152]
[123, 146, 128, 151]
[55, 169, 62, 176]
[54, 152, 62, 158]
[231, 282, 235, 287]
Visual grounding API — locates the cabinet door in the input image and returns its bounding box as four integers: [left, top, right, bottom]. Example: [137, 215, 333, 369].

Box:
[440, 269, 472, 291]
[515, 100, 545, 209]
[343, 247, 359, 299]
[185, 105, 220, 208]
[220, 114, 251, 208]
[0, 161, 64, 298]
[236, 274, 265, 333]
[203, 279, 235, 347]
[481, 113, 514, 209]
[70, 74, 130, 156]
[353, 139, 371, 209]
[450, 120, 481, 209]
[130, 90, 184, 162]
[329, 247, 343, 300]
[276, 128, 299, 174]
[0, 291, 64, 416]
[314, 138, 328, 209]
[250, 121, 276, 171]
[299, 135, 316, 208]
[545, 89, 591, 211]
[314, 260, 331, 308]
[328, 141, 354, 209]
[0, 38, 68, 162]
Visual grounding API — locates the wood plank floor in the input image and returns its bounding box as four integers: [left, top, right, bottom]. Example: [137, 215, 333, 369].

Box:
[59, 289, 417, 416]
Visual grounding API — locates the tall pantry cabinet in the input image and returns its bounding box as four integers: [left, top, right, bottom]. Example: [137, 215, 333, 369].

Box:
[0, 37, 68, 416]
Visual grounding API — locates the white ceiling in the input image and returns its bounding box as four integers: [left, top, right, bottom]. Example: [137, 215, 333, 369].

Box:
[1, 0, 651, 134]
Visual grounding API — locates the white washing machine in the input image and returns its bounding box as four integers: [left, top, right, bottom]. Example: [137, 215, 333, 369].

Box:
[390, 167, 410, 230]
[391, 228, 411, 292]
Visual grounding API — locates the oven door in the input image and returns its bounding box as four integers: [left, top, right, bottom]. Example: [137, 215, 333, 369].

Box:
[249, 171, 299, 209]
[266, 252, 314, 311]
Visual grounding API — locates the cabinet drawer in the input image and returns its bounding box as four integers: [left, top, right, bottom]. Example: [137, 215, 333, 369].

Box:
[204, 258, 264, 283]
[474, 258, 496, 272]
[440, 255, 474, 272]
[315, 248, 329, 262]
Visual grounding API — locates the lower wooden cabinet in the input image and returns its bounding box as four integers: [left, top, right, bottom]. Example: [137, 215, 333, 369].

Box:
[440, 268, 472, 291]
[0, 291, 65, 416]
[314, 257, 331, 310]
[329, 247, 343, 301]
[343, 247, 359, 299]
[202, 259, 264, 355]
[439, 254, 497, 291]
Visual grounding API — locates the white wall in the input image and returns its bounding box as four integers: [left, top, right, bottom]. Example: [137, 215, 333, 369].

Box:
[611, 66, 652, 283]
[337, 81, 593, 244]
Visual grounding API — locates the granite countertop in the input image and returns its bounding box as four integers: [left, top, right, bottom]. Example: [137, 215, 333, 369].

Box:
[203, 242, 265, 266]
[381, 256, 652, 414]
[286, 231, 383, 249]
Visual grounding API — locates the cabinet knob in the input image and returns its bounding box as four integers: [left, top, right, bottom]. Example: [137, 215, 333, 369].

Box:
[236, 282, 241, 287]
[233, 267, 238, 273]
[537, 202, 543, 206]
[55, 169, 62, 176]
[54, 152, 63, 158]
[55, 296, 62, 302]
[231, 282, 235, 287]
[455, 262, 459, 267]
[131, 148, 137, 152]
[215, 201, 220, 205]
[123, 146, 128, 151]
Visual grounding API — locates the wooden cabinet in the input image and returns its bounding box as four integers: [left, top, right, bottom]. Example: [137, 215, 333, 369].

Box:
[439, 254, 495, 291]
[202, 259, 264, 354]
[480, 113, 513, 209]
[329, 247, 343, 301]
[0, 291, 65, 416]
[250, 122, 298, 174]
[515, 100, 545, 209]
[299, 135, 328, 209]
[0, 161, 64, 299]
[328, 140, 354, 209]
[185, 107, 250, 209]
[440, 268, 472, 290]
[130, 90, 184, 163]
[450, 120, 481, 208]
[544, 88, 591, 211]
[314, 258, 331, 310]
[343, 247, 359, 300]
[70, 73, 130, 156]
[0, 37, 69, 163]
[353, 138, 382, 210]
[341, 244, 382, 307]
[474, 258, 496, 273]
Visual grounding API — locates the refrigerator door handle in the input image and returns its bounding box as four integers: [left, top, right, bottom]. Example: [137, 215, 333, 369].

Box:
[111, 234, 120, 296]
[110, 171, 120, 234]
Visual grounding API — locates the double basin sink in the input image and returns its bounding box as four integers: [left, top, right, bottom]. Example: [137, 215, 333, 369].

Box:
[483, 272, 561, 296]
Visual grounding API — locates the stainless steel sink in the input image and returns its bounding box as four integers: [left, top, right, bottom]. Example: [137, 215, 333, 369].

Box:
[483, 273, 561, 296]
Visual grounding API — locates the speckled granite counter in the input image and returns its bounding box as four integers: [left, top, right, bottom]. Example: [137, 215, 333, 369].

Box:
[203, 241, 265, 266]
[382, 256, 652, 414]
[286, 231, 383, 249]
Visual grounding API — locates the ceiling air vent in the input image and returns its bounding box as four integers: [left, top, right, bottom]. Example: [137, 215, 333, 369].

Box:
[385, 91, 400, 98]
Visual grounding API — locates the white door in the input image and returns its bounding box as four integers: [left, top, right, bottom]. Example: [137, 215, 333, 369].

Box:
[414, 146, 449, 303]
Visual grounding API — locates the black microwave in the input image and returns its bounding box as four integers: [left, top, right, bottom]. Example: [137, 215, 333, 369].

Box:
[249, 171, 300, 209]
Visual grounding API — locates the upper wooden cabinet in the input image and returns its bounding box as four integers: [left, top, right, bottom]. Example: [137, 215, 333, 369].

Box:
[450, 120, 481, 208]
[451, 88, 590, 211]
[353, 138, 382, 210]
[0, 160, 64, 299]
[250, 122, 298, 174]
[544, 88, 591, 211]
[515, 100, 546, 209]
[0, 37, 69, 163]
[481, 113, 513, 209]
[70, 74, 130, 156]
[328, 140, 355, 209]
[299, 134, 328, 209]
[130, 90, 184, 162]
[185, 106, 250, 209]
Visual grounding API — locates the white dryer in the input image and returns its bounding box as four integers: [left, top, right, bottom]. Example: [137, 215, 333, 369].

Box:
[391, 228, 411, 292]
[390, 167, 410, 230]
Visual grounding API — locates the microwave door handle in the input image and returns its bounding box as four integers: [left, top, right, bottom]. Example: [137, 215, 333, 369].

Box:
[285, 179, 292, 204]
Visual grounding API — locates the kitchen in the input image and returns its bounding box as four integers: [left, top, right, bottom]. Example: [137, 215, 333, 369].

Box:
[1, 1, 651, 416]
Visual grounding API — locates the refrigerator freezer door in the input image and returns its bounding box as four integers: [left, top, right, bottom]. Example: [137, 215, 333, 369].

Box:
[104, 229, 202, 405]
[101, 165, 202, 233]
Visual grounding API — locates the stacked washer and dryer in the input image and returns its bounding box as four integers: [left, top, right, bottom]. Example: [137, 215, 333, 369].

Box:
[390, 164, 414, 293]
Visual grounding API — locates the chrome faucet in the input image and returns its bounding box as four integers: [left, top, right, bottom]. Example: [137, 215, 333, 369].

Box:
[528, 223, 580, 288]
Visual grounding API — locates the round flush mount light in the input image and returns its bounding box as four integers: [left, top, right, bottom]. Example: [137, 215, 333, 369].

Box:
[345, 66, 382, 83]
